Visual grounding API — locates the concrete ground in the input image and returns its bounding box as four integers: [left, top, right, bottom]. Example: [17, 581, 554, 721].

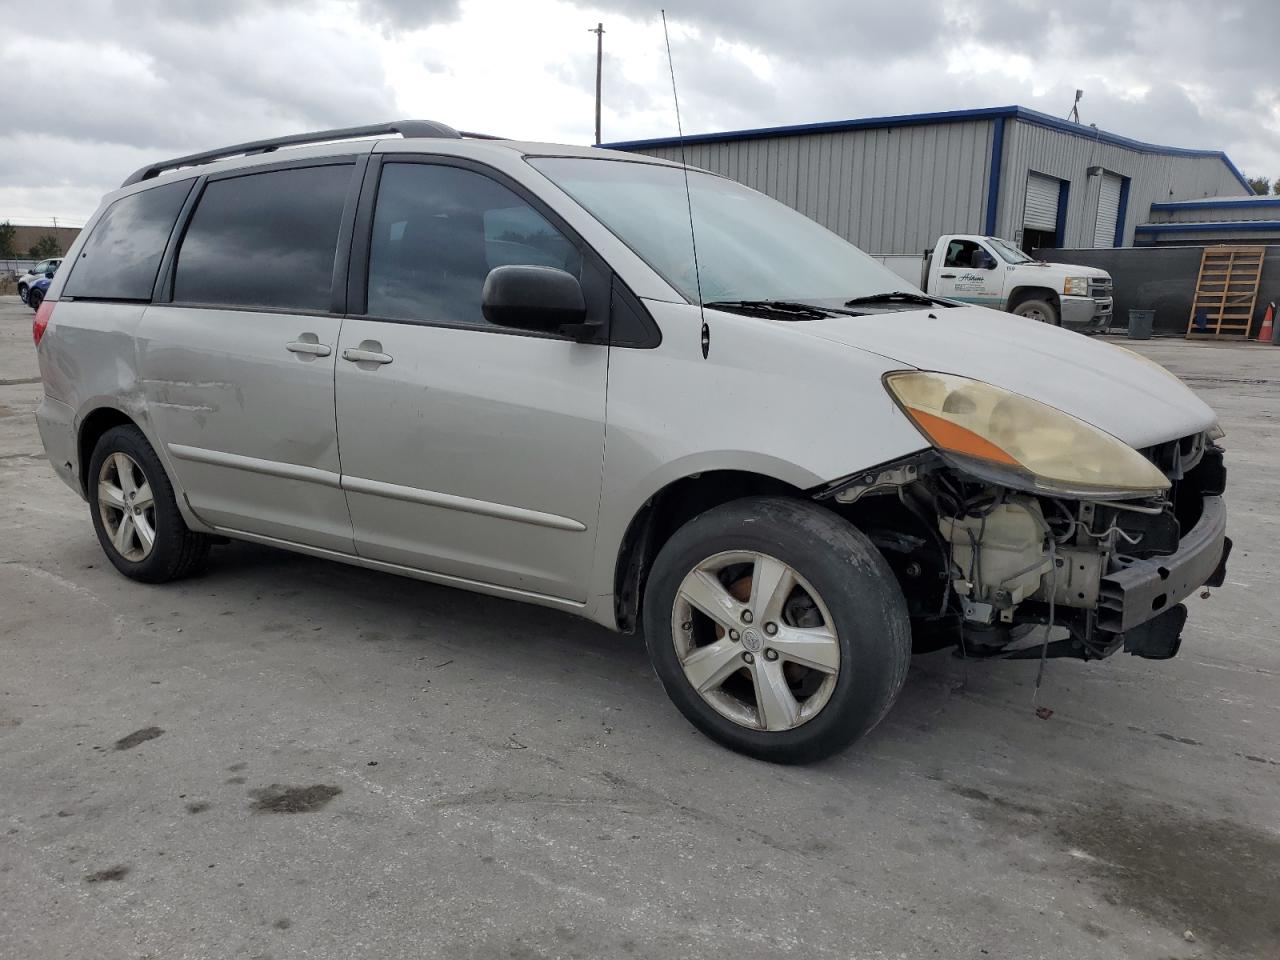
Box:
[2, 297, 1277, 960]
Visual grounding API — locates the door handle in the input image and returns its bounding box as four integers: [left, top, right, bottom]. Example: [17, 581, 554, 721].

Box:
[286, 340, 332, 357]
[342, 347, 393, 365]
[940, 273, 957, 279]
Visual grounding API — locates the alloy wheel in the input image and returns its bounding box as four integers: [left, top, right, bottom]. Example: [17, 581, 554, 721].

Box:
[97, 452, 157, 562]
[670, 550, 841, 732]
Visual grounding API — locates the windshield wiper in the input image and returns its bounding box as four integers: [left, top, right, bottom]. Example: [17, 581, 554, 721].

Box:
[843, 291, 948, 308]
[704, 299, 838, 320]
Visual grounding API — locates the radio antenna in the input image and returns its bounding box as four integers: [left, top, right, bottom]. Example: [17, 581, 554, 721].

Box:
[661, 9, 709, 359]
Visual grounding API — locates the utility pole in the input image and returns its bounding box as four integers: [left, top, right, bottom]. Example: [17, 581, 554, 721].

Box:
[588, 22, 605, 144]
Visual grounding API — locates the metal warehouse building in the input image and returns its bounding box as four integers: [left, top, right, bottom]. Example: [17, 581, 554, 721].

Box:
[605, 105, 1252, 256]
[1139, 195, 1280, 245]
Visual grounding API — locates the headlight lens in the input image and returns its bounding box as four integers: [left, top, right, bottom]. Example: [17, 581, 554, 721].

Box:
[1063, 276, 1089, 296]
[884, 371, 1171, 498]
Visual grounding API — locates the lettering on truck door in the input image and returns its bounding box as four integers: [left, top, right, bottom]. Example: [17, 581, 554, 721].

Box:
[932, 238, 1003, 307]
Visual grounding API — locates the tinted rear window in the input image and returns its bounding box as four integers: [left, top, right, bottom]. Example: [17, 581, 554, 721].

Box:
[173, 164, 351, 312]
[62, 179, 193, 300]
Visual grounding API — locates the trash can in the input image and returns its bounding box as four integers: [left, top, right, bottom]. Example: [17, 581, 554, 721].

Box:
[1128, 308, 1155, 340]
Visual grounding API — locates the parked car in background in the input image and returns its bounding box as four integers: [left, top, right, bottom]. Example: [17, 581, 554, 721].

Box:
[27, 275, 53, 311]
[18, 258, 62, 304]
[876, 234, 1113, 328]
[32, 121, 1228, 763]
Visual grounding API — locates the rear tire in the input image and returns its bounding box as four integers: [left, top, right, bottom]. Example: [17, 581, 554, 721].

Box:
[642, 496, 911, 763]
[1012, 298, 1059, 325]
[88, 425, 210, 583]
[27, 288, 43, 312]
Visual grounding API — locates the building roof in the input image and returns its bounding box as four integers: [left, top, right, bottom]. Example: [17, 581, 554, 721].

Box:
[602, 105, 1253, 194]
[1150, 195, 1280, 211]
[1136, 220, 1280, 235]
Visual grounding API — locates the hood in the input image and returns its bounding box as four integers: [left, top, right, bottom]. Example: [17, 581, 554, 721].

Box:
[1016, 261, 1109, 279]
[791, 305, 1215, 448]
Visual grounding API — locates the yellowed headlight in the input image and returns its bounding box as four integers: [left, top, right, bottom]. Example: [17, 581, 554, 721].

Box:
[1063, 277, 1089, 296]
[884, 371, 1171, 498]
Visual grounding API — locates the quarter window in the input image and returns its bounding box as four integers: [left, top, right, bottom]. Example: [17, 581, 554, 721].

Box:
[62, 180, 192, 300]
[366, 163, 581, 325]
[174, 164, 351, 312]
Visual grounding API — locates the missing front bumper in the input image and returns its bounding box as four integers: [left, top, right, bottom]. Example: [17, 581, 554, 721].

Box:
[1097, 495, 1229, 634]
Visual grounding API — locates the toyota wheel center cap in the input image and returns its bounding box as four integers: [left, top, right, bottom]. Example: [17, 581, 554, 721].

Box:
[741, 627, 763, 652]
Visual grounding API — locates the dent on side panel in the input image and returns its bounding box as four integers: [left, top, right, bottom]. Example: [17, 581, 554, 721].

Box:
[133, 305, 352, 552]
[43, 301, 213, 528]
[41, 301, 149, 415]
[584, 300, 930, 620]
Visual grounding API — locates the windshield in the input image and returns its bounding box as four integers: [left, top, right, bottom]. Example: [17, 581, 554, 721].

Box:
[529, 157, 913, 304]
[986, 236, 1034, 264]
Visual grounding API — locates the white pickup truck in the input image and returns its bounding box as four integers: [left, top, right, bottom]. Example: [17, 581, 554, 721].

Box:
[877, 235, 1113, 329]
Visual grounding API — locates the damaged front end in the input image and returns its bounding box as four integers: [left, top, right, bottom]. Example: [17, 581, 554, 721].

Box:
[818, 432, 1229, 663]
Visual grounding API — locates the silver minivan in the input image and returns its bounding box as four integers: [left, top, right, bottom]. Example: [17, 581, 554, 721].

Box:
[34, 121, 1229, 762]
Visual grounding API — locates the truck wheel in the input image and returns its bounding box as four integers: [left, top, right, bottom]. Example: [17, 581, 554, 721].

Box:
[89, 425, 211, 583]
[642, 496, 911, 763]
[1012, 298, 1059, 325]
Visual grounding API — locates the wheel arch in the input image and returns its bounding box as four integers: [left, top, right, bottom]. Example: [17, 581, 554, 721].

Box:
[611, 469, 814, 634]
[1007, 285, 1060, 313]
[77, 406, 140, 496]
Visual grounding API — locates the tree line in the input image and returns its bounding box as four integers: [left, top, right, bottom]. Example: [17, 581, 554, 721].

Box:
[1245, 176, 1280, 196]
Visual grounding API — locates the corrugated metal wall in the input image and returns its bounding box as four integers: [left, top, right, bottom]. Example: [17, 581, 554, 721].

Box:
[996, 121, 1247, 247]
[629, 120, 995, 256]
[1148, 201, 1280, 223]
[623, 116, 1248, 254]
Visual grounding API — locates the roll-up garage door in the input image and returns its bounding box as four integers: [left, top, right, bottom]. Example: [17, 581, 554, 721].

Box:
[1093, 172, 1122, 247]
[1024, 173, 1060, 231]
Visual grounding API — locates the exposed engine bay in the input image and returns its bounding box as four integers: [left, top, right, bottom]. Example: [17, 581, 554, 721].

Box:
[819, 431, 1230, 663]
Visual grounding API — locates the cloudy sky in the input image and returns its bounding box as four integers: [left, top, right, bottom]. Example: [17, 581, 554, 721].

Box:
[3, 0, 1277, 226]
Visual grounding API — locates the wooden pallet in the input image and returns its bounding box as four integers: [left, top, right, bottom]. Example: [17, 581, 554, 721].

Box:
[1186, 246, 1265, 338]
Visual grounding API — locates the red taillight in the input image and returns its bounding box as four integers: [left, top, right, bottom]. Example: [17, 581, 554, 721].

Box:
[33, 300, 54, 347]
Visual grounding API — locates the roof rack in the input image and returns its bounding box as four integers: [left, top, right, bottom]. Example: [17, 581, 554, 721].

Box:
[120, 119, 472, 187]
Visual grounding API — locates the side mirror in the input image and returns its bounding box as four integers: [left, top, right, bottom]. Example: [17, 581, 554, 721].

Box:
[977, 253, 997, 270]
[45, 270, 55, 279]
[482, 265, 589, 336]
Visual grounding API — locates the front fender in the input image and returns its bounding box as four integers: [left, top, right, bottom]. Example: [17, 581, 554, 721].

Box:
[583, 301, 929, 625]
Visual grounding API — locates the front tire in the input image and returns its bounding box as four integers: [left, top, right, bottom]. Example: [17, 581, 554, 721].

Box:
[88, 425, 210, 583]
[642, 496, 911, 763]
[1012, 298, 1059, 325]
[18, 283, 29, 304]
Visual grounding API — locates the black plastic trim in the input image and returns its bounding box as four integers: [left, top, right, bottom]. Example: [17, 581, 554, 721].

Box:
[329, 155, 369, 316]
[609, 275, 662, 348]
[153, 175, 206, 303]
